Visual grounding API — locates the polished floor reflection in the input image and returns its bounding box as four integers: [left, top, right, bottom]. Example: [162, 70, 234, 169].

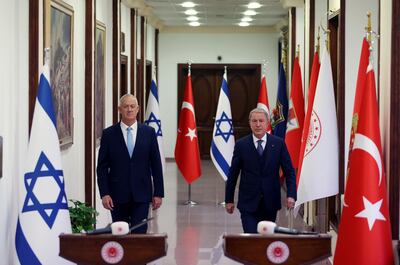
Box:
[147, 160, 330, 265]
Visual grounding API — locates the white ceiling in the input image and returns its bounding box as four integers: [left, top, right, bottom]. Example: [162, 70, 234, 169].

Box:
[143, 0, 288, 27]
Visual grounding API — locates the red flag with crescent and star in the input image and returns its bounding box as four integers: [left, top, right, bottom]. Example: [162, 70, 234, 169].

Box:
[333, 64, 394, 265]
[174, 73, 202, 184]
[347, 38, 370, 173]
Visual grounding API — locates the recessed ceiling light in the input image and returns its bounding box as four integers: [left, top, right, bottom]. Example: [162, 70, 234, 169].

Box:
[187, 16, 199, 21]
[185, 9, 198, 15]
[241, 17, 253, 22]
[248, 2, 261, 9]
[244, 10, 257, 16]
[189, 21, 200, 27]
[181, 1, 196, 8]
[239, 22, 250, 27]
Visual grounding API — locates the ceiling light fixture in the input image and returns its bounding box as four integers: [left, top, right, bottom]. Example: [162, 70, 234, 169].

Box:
[187, 16, 199, 21]
[241, 17, 253, 22]
[238, 22, 250, 27]
[189, 21, 200, 27]
[248, 2, 261, 9]
[244, 10, 257, 16]
[181, 1, 196, 8]
[185, 9, 198, 15]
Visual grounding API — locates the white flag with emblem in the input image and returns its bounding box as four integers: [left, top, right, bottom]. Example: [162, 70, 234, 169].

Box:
[295, 46, 339, 209]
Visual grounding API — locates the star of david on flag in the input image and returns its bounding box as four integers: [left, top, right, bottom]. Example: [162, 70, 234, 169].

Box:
[210, 70, 235, 181]
[145, 74, 165, 172]
[214, 111, 234, 143]
[15, 59, 73, 265]
[22, 151, 68, 228]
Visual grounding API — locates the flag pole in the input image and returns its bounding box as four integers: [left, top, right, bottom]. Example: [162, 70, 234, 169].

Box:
[183, 61, 198, 206]
[184, 184, 198, 205]
[216, 66, 228, 206]
[316, 26, 320, 55]
[262, 60, 267, 76]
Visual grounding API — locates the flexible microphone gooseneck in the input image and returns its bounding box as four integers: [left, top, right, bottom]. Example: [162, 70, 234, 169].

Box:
[257, 221, 318, 235]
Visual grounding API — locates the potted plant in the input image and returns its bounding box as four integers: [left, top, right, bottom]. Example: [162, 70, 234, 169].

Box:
[68, 199, 98, 233]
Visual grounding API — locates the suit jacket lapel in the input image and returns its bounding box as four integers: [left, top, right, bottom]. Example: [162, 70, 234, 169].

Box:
[131, 123, 143, 158]
[115, 122, 131, 158]
[247, 135, 259, 157]
[263, 134, 274, 170]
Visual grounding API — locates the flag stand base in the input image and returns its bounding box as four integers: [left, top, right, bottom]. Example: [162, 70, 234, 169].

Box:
[183, 184, 197, 205]
[183, 200, 198, 205]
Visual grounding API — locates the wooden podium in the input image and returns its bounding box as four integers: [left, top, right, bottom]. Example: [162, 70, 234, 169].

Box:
[224, 233, 331, 265]
[59, 233, 167, 265]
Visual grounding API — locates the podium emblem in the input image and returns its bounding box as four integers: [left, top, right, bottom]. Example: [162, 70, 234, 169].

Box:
[266, 241, 289, 264]
[101, 241, 124, 264]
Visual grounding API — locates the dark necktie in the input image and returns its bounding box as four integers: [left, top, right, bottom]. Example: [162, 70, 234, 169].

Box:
[257, 139, 263, 156]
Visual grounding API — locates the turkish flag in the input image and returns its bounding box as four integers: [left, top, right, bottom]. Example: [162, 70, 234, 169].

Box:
[333, 65, 394, 265]
[285, 56, 304, 170]
[348, 38, 370, 160]
[257, 75, 272, 133]
[174, 73, 202, 184]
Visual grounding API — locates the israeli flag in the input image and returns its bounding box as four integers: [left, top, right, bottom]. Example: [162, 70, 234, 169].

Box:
[144, 75, 165, 172]
[15, 63, 73, 264]
[210, 71, 235, 181]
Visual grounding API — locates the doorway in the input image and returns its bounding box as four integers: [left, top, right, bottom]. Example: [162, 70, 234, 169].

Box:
[177, 64, 261, 159]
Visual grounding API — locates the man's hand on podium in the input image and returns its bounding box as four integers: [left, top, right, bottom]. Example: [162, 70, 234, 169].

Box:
[225, 203, 235, 214]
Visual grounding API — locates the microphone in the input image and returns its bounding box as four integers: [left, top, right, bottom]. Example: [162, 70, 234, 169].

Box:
[111, 221, 130, 235]
[86, 217, 154, 235]
[257, 221, 318, 235]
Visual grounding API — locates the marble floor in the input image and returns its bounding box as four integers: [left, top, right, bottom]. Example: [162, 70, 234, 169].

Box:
[145, 160, 331, 265]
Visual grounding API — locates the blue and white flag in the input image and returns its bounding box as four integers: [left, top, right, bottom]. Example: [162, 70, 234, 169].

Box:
[144, 75, 165, 172]
[15, 63, 73, 264]
[210, 70, 235, 181]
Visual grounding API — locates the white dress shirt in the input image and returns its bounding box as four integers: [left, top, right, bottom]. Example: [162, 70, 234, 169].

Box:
[120, 121, 138, 151]
[252, 133, 267, 150]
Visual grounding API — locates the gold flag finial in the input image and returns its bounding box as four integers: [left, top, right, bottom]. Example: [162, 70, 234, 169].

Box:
[281, 39, 287, 64]
[262, 60, 267, 76]
[325, 29, 331, 53]
[366, 12, 372, 44]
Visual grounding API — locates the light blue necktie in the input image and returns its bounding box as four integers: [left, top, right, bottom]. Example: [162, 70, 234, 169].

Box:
[257, 139, 264, 156]
[127, 127, 134, 157]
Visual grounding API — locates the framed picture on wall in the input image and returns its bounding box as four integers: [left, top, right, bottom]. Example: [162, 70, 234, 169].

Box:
[95, 21, 106, 146]
[50, 0, 74, 148]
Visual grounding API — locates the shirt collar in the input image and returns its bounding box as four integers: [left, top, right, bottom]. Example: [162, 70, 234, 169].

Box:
[252, 133, 267, 144]
[120, 121, 137, 131]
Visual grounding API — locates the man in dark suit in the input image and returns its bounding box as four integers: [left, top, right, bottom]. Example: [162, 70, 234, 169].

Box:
[97, 94, 164, 233]
[225, 108, 296, 233]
